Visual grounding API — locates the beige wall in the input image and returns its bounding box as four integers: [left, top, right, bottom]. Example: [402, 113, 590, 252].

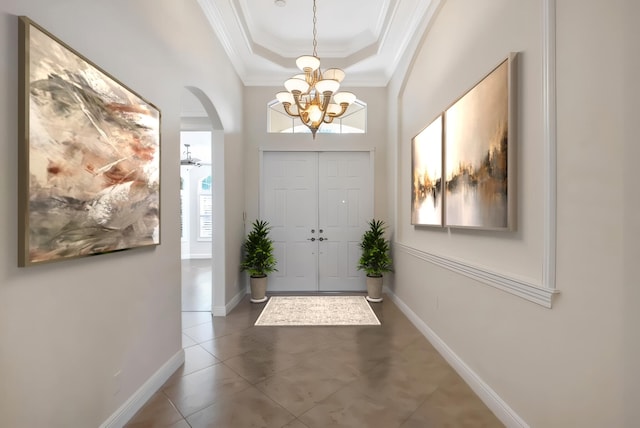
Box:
[622, 3, 639, 421]
[0, 0, 245, 426]
[622, 3, 640, 424]
[390, 0, 637, 426]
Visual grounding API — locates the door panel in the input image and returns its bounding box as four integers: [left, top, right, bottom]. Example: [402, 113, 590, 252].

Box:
[261, 151, 372, 292]
[262, 152, 318, 292]
[318, 152, 372, 292]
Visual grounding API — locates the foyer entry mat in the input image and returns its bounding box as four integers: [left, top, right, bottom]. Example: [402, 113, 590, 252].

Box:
[254, 296, 381, 326]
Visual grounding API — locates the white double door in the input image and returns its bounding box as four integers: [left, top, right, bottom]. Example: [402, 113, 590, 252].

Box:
[261, 151, 373, 292]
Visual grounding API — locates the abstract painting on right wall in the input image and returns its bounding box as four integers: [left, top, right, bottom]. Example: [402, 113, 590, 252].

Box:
[444, 53, 516, 230]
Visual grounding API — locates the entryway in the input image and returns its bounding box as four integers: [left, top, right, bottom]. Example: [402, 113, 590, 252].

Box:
[180, 86, 226, 315]
[261, 151, 373, 293]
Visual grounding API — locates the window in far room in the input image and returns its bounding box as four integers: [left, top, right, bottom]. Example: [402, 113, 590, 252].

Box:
[198, 175, 212, 240]
[180, 176, 186, 240]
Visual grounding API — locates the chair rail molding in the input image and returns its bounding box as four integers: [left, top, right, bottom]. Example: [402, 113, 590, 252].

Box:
[395, 243, 558, 308]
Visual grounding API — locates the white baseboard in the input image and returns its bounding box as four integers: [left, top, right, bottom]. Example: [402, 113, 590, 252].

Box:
[384, 288, 529, 428]
[188, 254, 212, 259]
[212, 288, 245, 316]
[100, 349, 185, 428]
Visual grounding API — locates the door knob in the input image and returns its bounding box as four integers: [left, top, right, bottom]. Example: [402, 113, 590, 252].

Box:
[319, 229, 323, 233]
[319, 237, 327, 242]
[307, 237, 316, 242]
[311, 229, 315, 233]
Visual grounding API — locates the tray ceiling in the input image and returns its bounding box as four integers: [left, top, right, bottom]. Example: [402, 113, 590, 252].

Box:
[197, 0, 437, 86]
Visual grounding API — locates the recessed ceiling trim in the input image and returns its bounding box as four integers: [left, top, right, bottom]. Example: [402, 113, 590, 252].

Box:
[230, 0, 254, 56]
[385, 0, 439, 80]
[198, 0, 436, 87]
[197, 0, 247, 78]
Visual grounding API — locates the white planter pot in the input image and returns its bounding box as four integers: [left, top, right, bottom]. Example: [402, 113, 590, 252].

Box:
[249, 276, 268, 303]
[366, 275, 383, 302]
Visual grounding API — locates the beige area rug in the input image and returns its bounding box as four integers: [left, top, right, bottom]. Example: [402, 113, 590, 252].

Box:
[254, 296, 381, 326]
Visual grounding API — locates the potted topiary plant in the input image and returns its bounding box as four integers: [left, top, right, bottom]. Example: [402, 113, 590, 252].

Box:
[358, 219, 393, 302]
[240, 219, 277, 303]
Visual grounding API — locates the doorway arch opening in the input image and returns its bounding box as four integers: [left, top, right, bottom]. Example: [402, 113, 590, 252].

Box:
[181, 86, 226, 316]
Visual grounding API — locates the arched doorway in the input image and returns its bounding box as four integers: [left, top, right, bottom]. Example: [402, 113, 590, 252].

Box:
[180, 86, 225, 316]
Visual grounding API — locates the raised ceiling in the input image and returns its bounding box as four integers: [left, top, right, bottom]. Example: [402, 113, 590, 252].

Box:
[197, 0, 436, 87]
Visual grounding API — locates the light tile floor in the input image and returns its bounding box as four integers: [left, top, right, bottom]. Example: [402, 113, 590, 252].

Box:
[181, 259, 212, 312]
[126, 262, 503, 427]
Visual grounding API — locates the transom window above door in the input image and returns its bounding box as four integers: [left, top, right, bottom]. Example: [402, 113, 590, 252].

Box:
[267, 99, 367, 134]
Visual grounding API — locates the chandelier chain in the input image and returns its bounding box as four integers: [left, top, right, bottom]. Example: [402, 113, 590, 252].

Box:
[312, 0, 317, 57]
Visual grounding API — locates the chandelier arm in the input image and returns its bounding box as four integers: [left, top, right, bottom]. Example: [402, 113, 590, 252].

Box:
[314, 91, 332, 126]
[332, 103, 350, 118]
[291, 91, 308, 114]
[323, 103, 348, 123]
[282, 103, 300, 118]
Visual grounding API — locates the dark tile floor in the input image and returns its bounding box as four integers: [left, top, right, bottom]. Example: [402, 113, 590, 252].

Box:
[125, 291, 503, 427]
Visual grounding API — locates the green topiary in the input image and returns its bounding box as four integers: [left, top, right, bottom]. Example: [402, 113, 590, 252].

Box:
[240, 220, 278, 277]
[357, 219, 393, 277]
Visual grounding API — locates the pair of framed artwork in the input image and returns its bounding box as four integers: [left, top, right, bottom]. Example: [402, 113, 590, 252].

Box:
[411, 53, 517, 231]
[18, 17, 161, 266]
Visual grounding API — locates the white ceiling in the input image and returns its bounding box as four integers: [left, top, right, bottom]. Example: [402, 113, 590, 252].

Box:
[197, 0, 436, 87]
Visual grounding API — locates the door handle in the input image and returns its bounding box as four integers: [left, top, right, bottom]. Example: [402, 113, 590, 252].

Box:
[319, 237, 327, 242]
[307, 237, 316, 242]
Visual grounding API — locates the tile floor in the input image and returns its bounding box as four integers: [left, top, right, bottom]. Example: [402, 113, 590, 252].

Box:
[181, 259, 212, 312]
[126, 262, 503, 428]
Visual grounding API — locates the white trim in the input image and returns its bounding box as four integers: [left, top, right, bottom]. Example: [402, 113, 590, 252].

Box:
[100, 349, 185, 428]
[542, 0, 557, 290]
[384, 289, 529, 428]
[196, 0, 247, 79]
[395, 243, 558, 308]
[259, 146, 376, 153]
[187, 253, 213, 259]
[212, 288, 245, 316]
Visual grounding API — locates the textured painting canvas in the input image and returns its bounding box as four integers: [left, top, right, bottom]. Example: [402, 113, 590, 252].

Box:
[18, 17, 161, 266]
[411, 115, 443, 226]
[444, 56, 514, 230]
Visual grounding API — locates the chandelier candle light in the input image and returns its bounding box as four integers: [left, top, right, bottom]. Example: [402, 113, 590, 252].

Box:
[275, 0, 357, 138]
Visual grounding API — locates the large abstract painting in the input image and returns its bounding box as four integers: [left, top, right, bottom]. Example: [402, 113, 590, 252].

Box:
[18, 17, 161, 266]
[411, 115, 443, 226]
[443, 55, 516, 230]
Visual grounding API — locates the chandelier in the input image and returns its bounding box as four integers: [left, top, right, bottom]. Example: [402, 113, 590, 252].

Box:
[275, 0, 356, 138]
